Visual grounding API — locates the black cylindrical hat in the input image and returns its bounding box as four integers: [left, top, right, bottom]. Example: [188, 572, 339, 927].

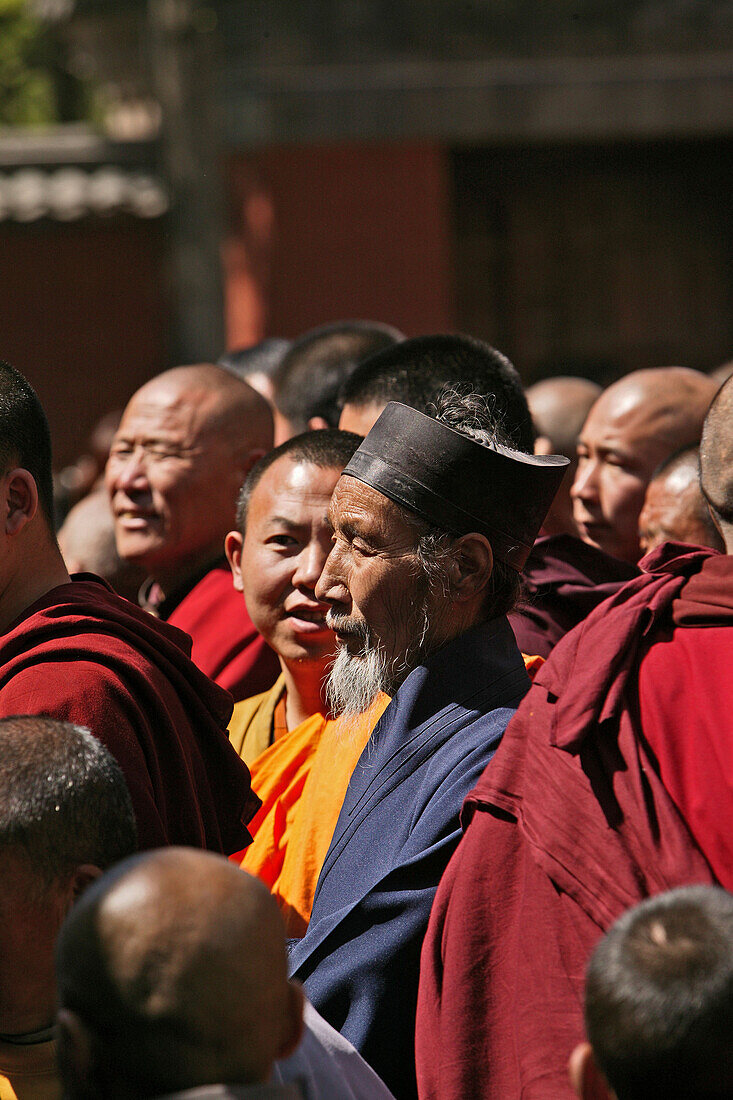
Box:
[342, 401, 569, 571]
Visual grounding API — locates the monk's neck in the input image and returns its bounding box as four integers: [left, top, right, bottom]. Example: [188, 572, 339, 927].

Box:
[280, 659, 331, 733]
[150, 545, 225, 604]
[0, 536, 70, 635]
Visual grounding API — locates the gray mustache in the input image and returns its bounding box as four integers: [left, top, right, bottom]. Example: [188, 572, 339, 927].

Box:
[326, 612, 370, 641]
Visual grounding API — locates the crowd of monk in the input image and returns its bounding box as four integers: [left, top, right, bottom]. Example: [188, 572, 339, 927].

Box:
[0, 325, 732, 1100]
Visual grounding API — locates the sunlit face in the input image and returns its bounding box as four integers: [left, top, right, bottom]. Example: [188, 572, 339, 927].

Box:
[106, 380, 246, 583]
[571, 391, 678, 564]
[315, 476, 432, 689]
[227, 458, 341, 666]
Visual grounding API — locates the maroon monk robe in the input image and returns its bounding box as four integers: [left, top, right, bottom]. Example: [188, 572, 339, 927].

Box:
[0, 574, 259, 852]
[166, 564, 279, 702]
[508, 533, 638, 658]
[416, 544, 722, 1100]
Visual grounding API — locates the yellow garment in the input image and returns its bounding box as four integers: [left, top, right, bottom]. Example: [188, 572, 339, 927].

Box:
[241, 707, 330, 893]
[523, 652, 544, 679]
[228, 675, 285, 767]
[0, 1036, 60, 1100]
[276, 693, 392, 938]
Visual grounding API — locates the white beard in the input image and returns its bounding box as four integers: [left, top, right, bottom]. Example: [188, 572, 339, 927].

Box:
[326, 639, 391, 720]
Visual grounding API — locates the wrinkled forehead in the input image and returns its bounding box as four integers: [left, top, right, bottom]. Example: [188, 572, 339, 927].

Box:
[118, 379, 221, 440]
[331, 473, 420, 535]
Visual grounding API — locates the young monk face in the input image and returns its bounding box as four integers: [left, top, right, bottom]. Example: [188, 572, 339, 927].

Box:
[316, 475, 436, 709]
[227, 456, 340, 666]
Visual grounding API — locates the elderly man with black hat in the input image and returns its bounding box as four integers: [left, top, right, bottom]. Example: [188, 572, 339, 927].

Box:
[288, 385, 567, 1100]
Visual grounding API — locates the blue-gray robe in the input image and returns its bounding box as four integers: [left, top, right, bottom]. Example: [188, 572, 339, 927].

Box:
[288, 617, 530, 1099]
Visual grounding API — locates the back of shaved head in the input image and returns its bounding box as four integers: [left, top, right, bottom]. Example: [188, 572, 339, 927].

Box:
[527, 376, 603, 536]
[526, 376, 602, 459]
[57, 848, 302, 1096]
[701, 375, 733, 551]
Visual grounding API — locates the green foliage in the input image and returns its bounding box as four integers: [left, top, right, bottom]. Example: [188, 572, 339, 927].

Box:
[0, 0, 58, 125]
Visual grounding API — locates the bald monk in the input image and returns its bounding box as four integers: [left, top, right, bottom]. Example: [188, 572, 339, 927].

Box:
[0, 359, 256, 851]
[572, 367, 717, 564]
[416, 376, 733, 1099]
[509, 375, 637, 657]
[225, 429, 390, 933]
[107, 364, 279, 699]
[526, 376, 602, 539]
[57, 489, 145, 601]
[639, 448, 724, 555]
[56, 849, 395, 1099]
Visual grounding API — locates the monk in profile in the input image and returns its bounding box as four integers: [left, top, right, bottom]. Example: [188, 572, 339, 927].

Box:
[572, 367, 716, 564]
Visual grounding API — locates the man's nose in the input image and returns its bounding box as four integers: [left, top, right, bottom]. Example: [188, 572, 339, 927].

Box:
[292, 541, 328, 593]
[315, 544, 349, 605]
[108, 449, 149, 493]
[570, 459, 599, 502]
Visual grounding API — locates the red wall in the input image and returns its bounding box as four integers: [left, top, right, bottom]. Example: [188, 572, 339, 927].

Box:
[226, 142, 455, 345]
[0, 220, 168, 468]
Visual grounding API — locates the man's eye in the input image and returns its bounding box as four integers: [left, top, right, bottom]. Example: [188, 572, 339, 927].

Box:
[268, 535, 298, 547]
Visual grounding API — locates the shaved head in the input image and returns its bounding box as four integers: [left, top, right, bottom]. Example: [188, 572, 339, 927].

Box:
[107, 365, 274, 593]
[701, 375, 733, 552]
[527, 376, 603, 459]
[56, 848, 302, 1097]
[572, 368, 716, 562]
[639, 449, 724, 556]
[527, 376, 602, 536]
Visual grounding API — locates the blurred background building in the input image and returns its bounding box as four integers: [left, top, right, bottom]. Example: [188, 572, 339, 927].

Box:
[1, 0, 732, 463]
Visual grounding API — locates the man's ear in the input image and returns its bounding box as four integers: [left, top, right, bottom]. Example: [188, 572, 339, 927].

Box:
[4, 468, 38, 535]
[277, 980, 305, 1061]
[225, 530, 244, 592]
[307, 416, 329, 432]
[568, 1042, 615, 1100]
[445, 533, 493, 603]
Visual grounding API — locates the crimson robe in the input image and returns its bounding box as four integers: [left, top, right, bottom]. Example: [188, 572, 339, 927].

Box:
[0, 574, 259, 852]
[166, 564, 279, 701]
[508, 533, 638, 658]
[417, 544, 729, 1100]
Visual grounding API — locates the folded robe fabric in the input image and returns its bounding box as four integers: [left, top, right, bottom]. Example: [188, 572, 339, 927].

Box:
[508, 532, 638, 658]
[289, 617, 530, 1100]
[166, 564, 280, 702]
[0, 574, 258, 852]
[416, 544, 727, 1100]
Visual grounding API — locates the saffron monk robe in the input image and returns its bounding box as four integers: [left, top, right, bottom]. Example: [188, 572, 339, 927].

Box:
[226, 429, 385, 932]
[0, 360, 257, 853]
[107, 363, 280, 701]
[416, 377, 732, 1100]
[288, 362, 568, 1100]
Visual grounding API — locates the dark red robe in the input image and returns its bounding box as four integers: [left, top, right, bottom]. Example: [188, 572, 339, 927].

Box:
[508, 533, 638, 658]
[416, 544, 730, 1100]
[166, 564, 279, 702]
[0, 574, 259, 852]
